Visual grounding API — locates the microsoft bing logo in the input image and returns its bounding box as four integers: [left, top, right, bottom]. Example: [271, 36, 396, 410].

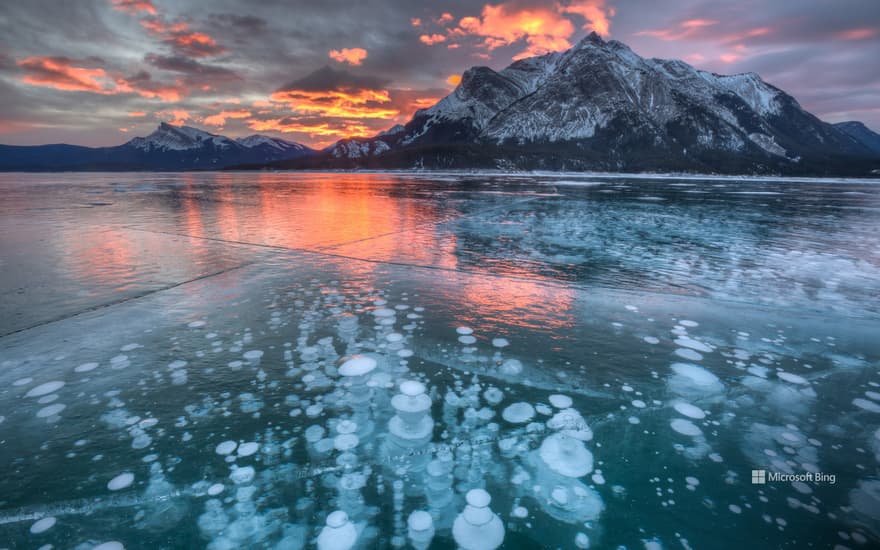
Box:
[751, 470, 766, 484]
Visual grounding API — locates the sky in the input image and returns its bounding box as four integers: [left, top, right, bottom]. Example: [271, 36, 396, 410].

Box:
[0, 0, 878, 148]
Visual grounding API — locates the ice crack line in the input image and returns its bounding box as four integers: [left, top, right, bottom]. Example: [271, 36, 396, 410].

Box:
[0, 262, 256, 339]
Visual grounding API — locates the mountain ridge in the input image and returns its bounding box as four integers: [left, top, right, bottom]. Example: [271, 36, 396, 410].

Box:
[276, 32, 879, 175]
[0, 124, 313, 171]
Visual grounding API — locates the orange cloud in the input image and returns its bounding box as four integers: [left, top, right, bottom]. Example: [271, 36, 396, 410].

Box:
[419, 33, 447, 45]
[128, 111, 147, 117]
[204, 109, 252, 126]
[560, 0, 614, 37]
[455, 4, 576, 60]
[682, 18, 718, 28]
[447, 74, 462, 86]
[411, 17, 422, 27]
[720, 53, 742, 63]
[156, 109, 191, 125]
[110, 0, 156, 15]
[271, 88, 399, 119]
[140, 17, 224, 57]
[437, 12, 454, 24]
[18, 57, 112, 93]
[328, 47, 368, 66]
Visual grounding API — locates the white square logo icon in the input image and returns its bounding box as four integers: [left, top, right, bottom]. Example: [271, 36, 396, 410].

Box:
[752, 469, 766, 484]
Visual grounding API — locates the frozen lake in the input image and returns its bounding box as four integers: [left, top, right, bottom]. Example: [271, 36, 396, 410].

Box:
[0, 171, 879, 549]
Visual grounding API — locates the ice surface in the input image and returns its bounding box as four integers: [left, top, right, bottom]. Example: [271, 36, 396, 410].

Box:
[0, 172, 878, 549]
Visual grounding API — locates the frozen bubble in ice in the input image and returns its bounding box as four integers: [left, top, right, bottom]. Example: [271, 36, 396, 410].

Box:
[492, 338, 509, 348]
[456, 327, 474, 335]
[334, 433, 359, 451]
[26, 381, 65, 398]
[483, 387, 504, 405]
[728, 504, 742, 514]
[674, 348, 703, 361]
[373, 308, 395, 318]
[458, 335, 477, 345]
[547, 409, 593, 441]
[685, 476, 700, 486]
[237, 442, 259, 457]
[215, 441, 238, 455]
[500, 358, 523, 376]
[36, 403, 66, 418]
[632, 400, 647, 408]
[398, 349, 414, 358]
[337, 420, 358, 434]
[549, 394, 573, 409]
[243, 350, 263, 364]
[674, 337, 712, 353]
[669, 363, 722, 396]
[317, 510, 358, 550]
[107, 472, 134, 491]
[29, 516, 56, 534]
[94, 543, 125, 550]
[670, 419, 702, 437]
[777, 372, 808, 385]
[75, 362, 99, 373]
[672, 401, 706, 419]
[13, 377, 33, 386]
[453, 489, 505, 550]
[339, 355, 377, 377]
[575, 532, 590, 548]
[386, 333, 404, 343]
[131, 434, 152, 449]
[306, 404, 324, 417]
[229, 465, 255, 485]
[512, 506, 528, 518]
[680, 320, 698, 327]
[188, 320, 206, 328]
[853, 398, 880, 413]
[207, 483, 224, 496]
[502, 402, 535, 424]
[539, 433, 594, 477]
[643, 336, 660, 345]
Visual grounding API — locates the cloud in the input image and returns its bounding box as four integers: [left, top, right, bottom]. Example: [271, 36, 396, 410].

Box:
[114, 70, 185, 101]
[437, 13, 454, 25]
[109, 0, 156, 16]
[203, 109, 251, 126]
[328, 47, 368, 66]
[155, 109, 190, 125]
[144, 53, 241, 82]
[419, 34, 447, 45]
[140, 17, 225, 58]
[455, 3, 577, 60]
[17, 56, 112, 93]
[447, 73, 462, 86]
[560, 0, 615, 36]
[410, 17, 422, 27]
[128, 111, 147, 116]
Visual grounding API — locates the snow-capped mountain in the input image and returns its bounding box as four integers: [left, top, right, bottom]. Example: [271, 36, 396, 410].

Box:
[0, 124, 314, 171]
[312, 32, 877, 174]
[129, 123, 239, 152]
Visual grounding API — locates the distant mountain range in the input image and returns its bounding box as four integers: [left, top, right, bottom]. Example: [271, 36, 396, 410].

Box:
[0, 123, 313, 171]
[2, 33, 879, 175]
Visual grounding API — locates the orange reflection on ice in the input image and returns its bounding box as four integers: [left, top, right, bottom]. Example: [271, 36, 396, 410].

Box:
[454, 271, 577, 333]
